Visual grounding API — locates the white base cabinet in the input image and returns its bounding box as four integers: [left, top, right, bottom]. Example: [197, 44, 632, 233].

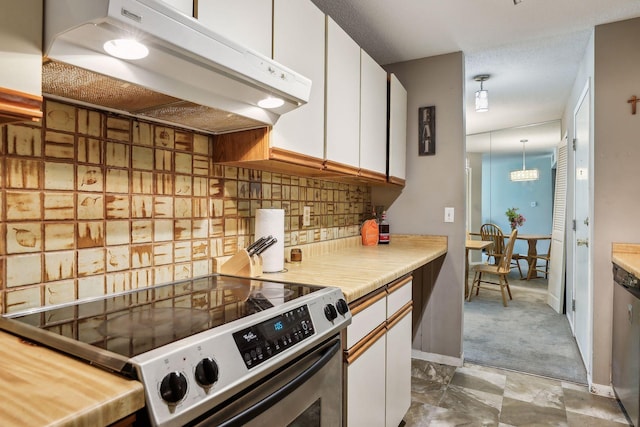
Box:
[346, 328, 387, 427]
[343, 276, 413, 427]
[385, 308, 412, 427]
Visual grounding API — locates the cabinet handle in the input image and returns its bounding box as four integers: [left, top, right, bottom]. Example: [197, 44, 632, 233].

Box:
[345, 324, 386, 365]
[386, 302, 413, 330]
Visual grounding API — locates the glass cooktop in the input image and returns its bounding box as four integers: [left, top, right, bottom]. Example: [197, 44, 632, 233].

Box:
[3, 275, 320, 359]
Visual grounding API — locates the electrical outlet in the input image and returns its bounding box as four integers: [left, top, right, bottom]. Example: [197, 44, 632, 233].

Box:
[303, 206, 311, 227]
[444, 207, 454, 223]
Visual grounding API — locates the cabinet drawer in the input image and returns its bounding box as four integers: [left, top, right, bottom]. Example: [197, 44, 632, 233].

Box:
[346, 290, 386, 349]
[387, 276, 412, 316]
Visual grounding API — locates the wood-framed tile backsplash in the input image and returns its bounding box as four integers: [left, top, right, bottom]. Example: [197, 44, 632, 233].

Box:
[0, 100, 371, 314]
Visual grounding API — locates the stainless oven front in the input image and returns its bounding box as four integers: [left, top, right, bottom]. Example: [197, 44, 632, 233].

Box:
[190, 335, 343, 427]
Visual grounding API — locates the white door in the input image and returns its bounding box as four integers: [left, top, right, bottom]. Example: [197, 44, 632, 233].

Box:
[547, 136, 567, 313]
[572, 82, 591, 374]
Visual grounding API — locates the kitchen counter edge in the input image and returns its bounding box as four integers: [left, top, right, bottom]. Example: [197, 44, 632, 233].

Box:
[259, 234, 448, 302]
[0, 331, 144, 427]
[612, 242, 640, 278]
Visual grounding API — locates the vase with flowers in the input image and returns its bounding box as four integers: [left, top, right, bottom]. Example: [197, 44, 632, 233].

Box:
[505, 207, 526, 230]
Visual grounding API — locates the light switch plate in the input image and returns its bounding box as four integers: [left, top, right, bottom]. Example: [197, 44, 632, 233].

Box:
[444, 207, 454, 223]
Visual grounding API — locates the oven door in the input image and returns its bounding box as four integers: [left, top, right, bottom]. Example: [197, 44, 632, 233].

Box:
[190, 335, 343, 427]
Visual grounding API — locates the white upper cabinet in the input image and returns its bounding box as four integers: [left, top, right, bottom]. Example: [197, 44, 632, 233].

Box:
[197, 0, 272, 58]
[0, 0, 41, 96]
[0, 0, 42, 123]
[388, 74, 408, 184]
[271, 0, 325, 160]
[162, 0, 194, 16]
[325, 17, 361, 172]
[359, 49, 388, 179]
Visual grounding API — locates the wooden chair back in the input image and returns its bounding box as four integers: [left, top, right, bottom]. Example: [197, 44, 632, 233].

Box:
[480, 223, 505, 264]
[499, 229, 518, 273]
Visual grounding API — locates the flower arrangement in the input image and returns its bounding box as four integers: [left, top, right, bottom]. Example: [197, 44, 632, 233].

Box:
[505, 207, 526, 230]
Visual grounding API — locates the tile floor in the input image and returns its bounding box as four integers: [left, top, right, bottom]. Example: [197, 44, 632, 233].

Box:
[404, 359, 631, 426]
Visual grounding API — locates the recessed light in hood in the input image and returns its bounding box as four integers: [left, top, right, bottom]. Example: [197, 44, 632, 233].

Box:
[42, 0, 312, 134]
[103, 38, 149, 60]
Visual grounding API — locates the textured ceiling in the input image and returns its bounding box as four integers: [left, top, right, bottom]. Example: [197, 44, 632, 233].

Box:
[310, 0, 640, 152]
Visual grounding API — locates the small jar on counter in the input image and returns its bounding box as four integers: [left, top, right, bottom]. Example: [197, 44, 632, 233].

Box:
[290, 248, 302, 262]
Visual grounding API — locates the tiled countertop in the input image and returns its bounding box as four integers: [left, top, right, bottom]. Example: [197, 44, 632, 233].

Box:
[0, 234, 446, 425]
[0, 332, 144, 427]
[612, 242, 640, 277]
[256, 234, 448, 302]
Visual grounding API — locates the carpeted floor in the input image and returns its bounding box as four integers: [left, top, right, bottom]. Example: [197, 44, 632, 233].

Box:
[463, 269, 588, 384]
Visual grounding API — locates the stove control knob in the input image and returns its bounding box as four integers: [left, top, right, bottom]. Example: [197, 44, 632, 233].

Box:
[160, 371, 188, 404]
[324, 304, 338, 321]
[336, 298, 349, 315]
[195, 357, 219, 387]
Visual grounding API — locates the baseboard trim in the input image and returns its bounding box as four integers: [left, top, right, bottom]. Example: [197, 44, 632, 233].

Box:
[590, 382, 614, 398]
[411, 349, 463, 367]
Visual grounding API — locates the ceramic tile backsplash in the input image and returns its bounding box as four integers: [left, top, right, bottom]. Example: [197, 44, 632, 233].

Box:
[0, 100, 371, 313]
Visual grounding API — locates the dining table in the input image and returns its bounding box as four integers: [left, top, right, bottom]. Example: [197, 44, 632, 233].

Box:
[515, 234, 552, 280]
[465, 239, 493, 297]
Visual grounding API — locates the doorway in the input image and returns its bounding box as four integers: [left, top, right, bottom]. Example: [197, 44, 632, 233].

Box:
[570, 81, 592, 377]
[464, 121, 587, 383]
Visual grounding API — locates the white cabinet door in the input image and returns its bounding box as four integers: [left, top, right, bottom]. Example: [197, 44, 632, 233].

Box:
[325, 17, 361, 170]
[197, 0, 272, 58]
[386, 311, 412, 427]
[271, 0, 325, 160]
[359, 49, 388, 176]
[388, 74, 408, 183]
[161, 0, 193, 16]
[0, 0, 41, 96]
[346, 332, 386, 427]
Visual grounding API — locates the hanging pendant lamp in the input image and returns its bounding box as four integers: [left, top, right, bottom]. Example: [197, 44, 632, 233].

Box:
[510, 139, 539, 181]
[474, 74, 490, 112]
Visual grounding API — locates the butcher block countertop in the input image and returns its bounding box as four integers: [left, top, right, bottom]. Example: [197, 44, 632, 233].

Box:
[612, 243, 640, 277]
[0, 332, 144, 427]
[258, 234, 448, 302]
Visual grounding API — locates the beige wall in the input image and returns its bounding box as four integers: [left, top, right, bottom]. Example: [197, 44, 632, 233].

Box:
[375, 52, 466, 360]
[563, 17, 640, 388]
[0, 100, 371, 314]
[592, 17, 640, 387]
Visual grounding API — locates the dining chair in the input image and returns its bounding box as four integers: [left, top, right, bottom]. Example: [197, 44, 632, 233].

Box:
[511, 253, 527, 279]
[529, 240, 551, 279]
[468, 228, 518, 307]
[480, 223, 505, 265]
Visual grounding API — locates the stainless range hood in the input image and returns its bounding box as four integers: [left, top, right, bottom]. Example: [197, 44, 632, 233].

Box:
[42, 0, 312, 134]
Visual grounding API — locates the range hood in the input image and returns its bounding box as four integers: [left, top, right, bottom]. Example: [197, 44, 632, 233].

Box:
[42, 0, 312, 134]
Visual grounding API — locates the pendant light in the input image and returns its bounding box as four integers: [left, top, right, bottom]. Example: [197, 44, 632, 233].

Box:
[510, 139, 539, 181]
[474, 75, 490, 113]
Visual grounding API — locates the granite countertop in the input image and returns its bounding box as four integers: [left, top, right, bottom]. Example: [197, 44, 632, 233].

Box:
[258, 234, 448, 302]
[612, 243, 640, 277]
[0, 332, 144, 427]
[0, 234, 446, 426]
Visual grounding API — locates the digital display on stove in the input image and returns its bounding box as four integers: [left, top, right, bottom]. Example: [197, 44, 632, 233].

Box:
[232, 304, 315, 369]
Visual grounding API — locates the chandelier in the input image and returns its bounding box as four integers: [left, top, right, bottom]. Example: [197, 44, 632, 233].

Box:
[510, 139, 539, 181]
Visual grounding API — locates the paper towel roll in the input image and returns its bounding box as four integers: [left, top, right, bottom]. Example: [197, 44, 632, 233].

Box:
[255, 209, 285, 272]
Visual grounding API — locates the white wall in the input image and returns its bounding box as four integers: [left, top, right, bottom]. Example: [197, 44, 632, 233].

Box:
[374, 52, 465, 359]
[562, 29, 594, 384]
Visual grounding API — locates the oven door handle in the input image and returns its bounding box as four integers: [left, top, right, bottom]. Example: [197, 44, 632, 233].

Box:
[217, 339, 341, 427]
